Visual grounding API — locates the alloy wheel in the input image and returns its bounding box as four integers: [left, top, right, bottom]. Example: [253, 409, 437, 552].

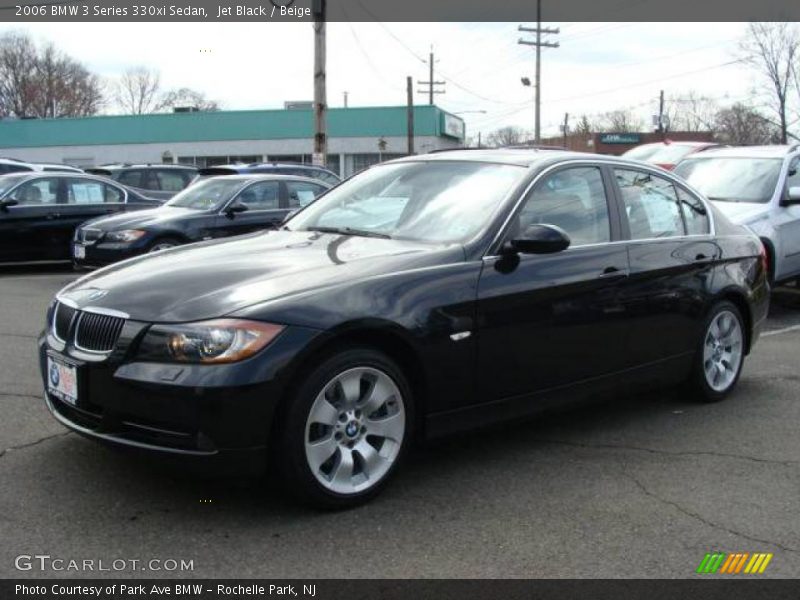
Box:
[149, 241, 177, 253]
[702, 310, 743, 392]
[304, 366, 406, 495]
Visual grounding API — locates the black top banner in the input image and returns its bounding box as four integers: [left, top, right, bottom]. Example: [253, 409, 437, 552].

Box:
[1, 0, 800, 22]
[4, 580, 800, 600]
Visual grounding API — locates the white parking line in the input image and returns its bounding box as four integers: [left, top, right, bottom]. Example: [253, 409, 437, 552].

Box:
[763, 324, 800, 337]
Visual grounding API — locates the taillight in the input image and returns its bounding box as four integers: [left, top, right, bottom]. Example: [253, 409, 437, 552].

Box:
[760, 243, 769, 275]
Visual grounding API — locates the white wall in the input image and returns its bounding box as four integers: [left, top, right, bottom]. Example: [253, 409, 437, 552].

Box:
[2, 135, 460, 170]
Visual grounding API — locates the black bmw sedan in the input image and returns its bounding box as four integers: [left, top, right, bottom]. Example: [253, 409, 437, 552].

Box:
[39, 150, 769, 508]
[72, 175, 331, 267]
[0, 173, 161, 264]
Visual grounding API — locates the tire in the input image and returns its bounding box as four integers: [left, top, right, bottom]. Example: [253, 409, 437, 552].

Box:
[275, 347, 414, 509]
[148, 237, 182, 253]
[688, 301, 746, 402]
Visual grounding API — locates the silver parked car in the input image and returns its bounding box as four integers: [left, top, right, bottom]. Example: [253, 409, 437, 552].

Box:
[675, 144, 800, 284]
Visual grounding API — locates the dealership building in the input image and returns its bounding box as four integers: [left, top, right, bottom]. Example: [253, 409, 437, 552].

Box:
[0, 105, 465, 178]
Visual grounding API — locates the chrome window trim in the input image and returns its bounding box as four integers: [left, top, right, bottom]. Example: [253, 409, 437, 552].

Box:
[483, 157, 717, 259]
[483, 234, 719, 261]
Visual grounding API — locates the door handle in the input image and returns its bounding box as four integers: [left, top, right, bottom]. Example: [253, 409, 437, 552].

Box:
[46, 212, 61, 219]
[599, 266, 628, 279]
[694, 253, 715, 263]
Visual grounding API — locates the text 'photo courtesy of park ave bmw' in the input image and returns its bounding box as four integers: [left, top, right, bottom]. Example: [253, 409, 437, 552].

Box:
[3, 0, 800, 593]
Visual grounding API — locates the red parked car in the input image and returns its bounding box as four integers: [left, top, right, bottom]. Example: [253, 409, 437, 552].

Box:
[622, 141, 721, 171]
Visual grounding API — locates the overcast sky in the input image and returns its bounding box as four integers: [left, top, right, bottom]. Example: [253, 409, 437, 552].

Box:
[2, 22, 759, 139]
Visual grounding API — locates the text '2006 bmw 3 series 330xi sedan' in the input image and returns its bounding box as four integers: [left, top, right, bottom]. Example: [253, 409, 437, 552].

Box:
[39, 150, 769, 508]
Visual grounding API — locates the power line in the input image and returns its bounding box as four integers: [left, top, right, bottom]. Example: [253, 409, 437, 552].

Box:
[543, 59, 745, 105]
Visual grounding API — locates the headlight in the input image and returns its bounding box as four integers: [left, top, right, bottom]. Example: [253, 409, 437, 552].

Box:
[137, 319, 284, 364]
[105, 229, 146, 243]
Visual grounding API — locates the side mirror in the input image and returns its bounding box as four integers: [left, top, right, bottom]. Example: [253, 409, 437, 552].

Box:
[225, 202, 249, 217]
[503, 224, 571, 255]
[784, 186, 800, 206]
[0, 199, 19, 212]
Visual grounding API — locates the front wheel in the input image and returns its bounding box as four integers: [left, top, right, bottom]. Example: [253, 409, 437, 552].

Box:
[688, 301, 746, 402]
[148, 238, 181, 253]
[275, 348, 413, 509]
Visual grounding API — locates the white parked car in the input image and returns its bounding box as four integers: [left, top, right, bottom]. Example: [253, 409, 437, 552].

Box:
[675, 144, 800, 284]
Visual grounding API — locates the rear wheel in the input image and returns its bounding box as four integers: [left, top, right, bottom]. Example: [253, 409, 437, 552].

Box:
[688, 301, 745, 402]
[275, 348, 413, 509]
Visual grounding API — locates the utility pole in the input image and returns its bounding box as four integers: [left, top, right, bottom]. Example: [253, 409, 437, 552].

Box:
[562, 112, 569, 148]
[657, 89, 665, 138]
[343, 91, 348, 108]
[407, 76, 415, 155]
[312, 0, 327, 167]
[519, 0, 559, 144]
[477, 131, 482, 148]
[417, 46, 445, 105]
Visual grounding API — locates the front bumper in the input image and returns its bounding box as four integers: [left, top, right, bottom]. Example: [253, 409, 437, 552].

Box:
[38, 323, 323, 475]
[72, 240, 150, 268]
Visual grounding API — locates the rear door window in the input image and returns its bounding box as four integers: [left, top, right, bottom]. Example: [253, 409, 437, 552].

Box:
[677, 187, 710, 235]
[286, 181, 328, 208]
[117, 170, 144, 188]
[156, 170, 190, 192]
[616, 169, 685, 239]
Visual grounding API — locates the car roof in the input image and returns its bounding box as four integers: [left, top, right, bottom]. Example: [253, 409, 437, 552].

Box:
[1, 171, 122, 183]
[202, 173, 331, 185]
[684, 145, 798, 159]
[386, 148, 647, 168]
[89, 164, 198, 171]
[199, 163, 338, 174]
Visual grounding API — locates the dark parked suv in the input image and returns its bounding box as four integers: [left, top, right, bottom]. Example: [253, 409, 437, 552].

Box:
[85, 164, 198, 201]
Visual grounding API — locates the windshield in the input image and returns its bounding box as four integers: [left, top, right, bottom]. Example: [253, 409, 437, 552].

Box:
[674, 157, 782, 203]
[0, 174, 28, 196]
[285, 161, 526, 244]
[165, 178, 242, 209]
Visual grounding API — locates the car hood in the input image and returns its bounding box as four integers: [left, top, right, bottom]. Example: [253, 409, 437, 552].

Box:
[710, 201, 769, 224]
[58, 230, 460, 322]
[82, 206, 198, 230]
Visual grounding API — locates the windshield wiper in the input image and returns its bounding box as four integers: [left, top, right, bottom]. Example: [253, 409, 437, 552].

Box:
[305, 226, 392, 239]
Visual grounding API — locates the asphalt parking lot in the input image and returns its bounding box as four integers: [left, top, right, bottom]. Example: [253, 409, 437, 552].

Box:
[1, 265, 799, 579]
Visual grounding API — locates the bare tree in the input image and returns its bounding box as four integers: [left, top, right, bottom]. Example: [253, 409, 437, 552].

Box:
[714, 103, 781, 145]
[596, 109, 643, 133]
[485, 125, 528, 147]
[0, 30, 102, 118]
[740, 23, 800, 144]
[114, 66, 164, 114]
[665, 91, 720, 132]
[160, 87, 220, 112]
[574, 114, 594, 135]
[31, 42, 104, 118]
